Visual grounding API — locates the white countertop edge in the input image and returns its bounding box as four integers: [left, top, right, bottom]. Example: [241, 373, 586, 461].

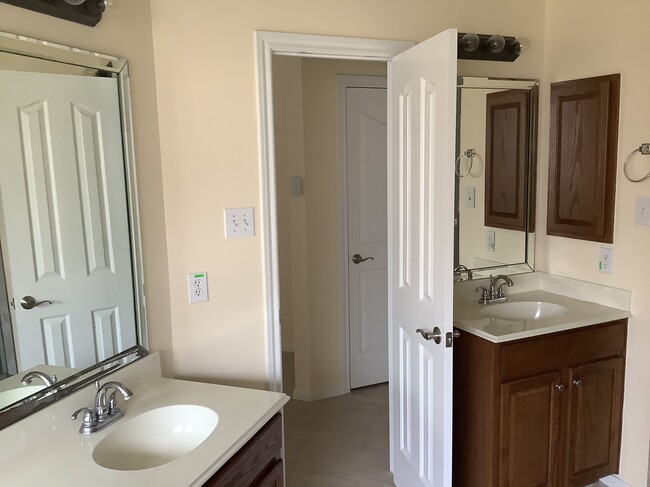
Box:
[191, 395, 289, 486]
[454, 309, 631, 343]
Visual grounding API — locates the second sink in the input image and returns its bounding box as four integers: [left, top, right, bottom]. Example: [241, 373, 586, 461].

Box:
[481, 301, 567, 321]
[93, 404, 219, 471]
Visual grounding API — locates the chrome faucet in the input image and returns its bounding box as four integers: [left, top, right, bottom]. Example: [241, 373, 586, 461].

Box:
[453, 264, 473, 281]
[71, 380, 133, 435]
[21, 371, 57, 387]
[475, 274, 514, 304]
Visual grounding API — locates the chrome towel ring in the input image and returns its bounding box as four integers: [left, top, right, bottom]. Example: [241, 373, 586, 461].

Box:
[455, 148, 476, 177]
[623, 144, 650, 183]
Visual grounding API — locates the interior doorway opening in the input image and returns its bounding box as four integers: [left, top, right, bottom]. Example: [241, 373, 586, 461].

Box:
[272, 55, 388, 401]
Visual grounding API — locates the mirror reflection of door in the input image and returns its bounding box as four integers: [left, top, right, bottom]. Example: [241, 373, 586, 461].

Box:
[0, 70, 137, 373]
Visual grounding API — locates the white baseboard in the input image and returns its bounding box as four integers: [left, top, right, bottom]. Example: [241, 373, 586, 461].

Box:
[291, 385, 347, 402]
[599, 475, 632, 487]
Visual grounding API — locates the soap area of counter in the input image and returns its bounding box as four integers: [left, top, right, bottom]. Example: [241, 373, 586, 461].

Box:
[0, 352, 289, 486]
[454, 272, 631, 343]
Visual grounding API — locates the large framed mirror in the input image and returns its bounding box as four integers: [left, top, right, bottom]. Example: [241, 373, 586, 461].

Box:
[454, 76, 538, 280]
[0, 31, 147, 424]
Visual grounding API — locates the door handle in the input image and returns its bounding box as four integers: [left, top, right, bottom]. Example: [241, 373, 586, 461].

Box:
[352, 254, 374, 265]
[20, 296, 53, 310]
[417, 326, 442, 344]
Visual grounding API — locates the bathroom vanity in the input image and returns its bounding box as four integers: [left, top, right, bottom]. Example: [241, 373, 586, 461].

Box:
[0, 352, 290, 486]
[452, 273, 630, 487]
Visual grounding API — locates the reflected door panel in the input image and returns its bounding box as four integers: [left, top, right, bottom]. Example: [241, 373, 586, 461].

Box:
[0, 70, 136, 371]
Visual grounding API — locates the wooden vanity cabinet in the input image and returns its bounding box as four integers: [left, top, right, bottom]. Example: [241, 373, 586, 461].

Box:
[203, 413, 284, 487]
[453, 320, 627, 487]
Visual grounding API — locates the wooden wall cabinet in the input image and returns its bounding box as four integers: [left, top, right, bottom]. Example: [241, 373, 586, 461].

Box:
[203, 413, 284, 487]
[453, 320, 626, 487]
[547, 74, 620, 243]
[485, 89, 535, 232]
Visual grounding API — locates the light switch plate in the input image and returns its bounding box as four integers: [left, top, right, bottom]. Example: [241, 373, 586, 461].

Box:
[635, 197, 650, 226]
[224, 207, 255, 238]
[188, 272, 208, 303]
[465, 187, 476, 208]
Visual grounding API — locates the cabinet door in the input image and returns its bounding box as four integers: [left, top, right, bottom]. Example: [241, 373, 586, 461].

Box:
[565, 357, 625, 486]
[253, 459, 283, 487]
[499, 372, 562, 487]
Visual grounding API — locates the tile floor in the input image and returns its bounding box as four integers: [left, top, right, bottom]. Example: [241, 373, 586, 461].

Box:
[283, 352, 393, 486]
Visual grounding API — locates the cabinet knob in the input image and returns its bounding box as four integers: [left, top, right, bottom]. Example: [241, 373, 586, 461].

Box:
[573, 379, 583, 388]
[555, 384, 565, 392]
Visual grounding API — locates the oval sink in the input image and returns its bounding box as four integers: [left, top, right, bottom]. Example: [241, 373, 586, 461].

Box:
[0, 385, 45, 409]
[93, 404, 218, 471]
[481, 301, 567, 321]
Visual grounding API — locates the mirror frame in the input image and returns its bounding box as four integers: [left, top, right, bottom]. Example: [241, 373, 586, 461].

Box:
[454, 76, 539, 279]
[0, 31, 148, 425]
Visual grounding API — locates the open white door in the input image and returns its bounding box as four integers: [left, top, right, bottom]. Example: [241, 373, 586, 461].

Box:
[388, 29, 457, 487]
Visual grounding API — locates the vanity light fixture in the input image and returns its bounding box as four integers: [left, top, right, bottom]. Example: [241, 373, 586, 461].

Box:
[0, 0, 107, 27]
[457, 32, 524, 62]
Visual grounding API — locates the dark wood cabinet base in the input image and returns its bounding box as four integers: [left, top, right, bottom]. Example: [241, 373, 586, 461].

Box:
[453, 321, 626, 487]
[203, 413, 283, 487]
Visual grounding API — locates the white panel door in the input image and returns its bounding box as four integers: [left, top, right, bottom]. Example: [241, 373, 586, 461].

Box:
[0, 70, 137, 371]
[388, 29, 457, 487]
[347, 86, 388, 389]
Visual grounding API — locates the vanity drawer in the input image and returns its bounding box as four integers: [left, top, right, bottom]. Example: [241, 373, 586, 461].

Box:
[203, 413, 283, 487]
[500, 320, 627, 382]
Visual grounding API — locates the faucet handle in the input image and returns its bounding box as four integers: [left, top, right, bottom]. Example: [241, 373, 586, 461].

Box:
[72, 407, 98, 435]
[475, 286, 490, 305]
[107, 390, 123, 416]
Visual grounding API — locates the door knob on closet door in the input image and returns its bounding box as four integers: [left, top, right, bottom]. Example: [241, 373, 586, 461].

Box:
[352, 254, 374, 264]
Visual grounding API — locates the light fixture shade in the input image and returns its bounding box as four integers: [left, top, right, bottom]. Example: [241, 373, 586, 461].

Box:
[487, 35, 506, 53]
[460, 33, 480, 52]
[64, 0, 86, 5]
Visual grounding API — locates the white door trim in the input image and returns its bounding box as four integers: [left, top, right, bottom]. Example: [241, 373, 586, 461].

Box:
[336, 75, 388, 394]
[254, 31, 414, 392]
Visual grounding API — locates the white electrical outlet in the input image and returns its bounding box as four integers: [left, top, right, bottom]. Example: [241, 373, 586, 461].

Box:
[599, 248, 613, 274]
[188, 272, 208, 303]
[635, 197, 650, 226]
[486, 230, 496, 253]
[465, 187, 476, 208]
[224, 207, 255, 238]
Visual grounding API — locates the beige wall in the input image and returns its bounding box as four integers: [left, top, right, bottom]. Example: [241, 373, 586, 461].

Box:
[539, 1, 650, 484]
[272, 56, 306, 361]
[0, 1, 174, 377]
[149, 0, 546, 389]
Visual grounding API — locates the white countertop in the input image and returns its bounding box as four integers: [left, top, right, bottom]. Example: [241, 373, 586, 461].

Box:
[0, 353, 289, 486]
[454, 289, 631, 343]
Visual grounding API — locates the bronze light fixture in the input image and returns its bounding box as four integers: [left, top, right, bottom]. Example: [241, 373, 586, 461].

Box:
[458, 32, 524, 62]
[0, 0, 107, 27]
